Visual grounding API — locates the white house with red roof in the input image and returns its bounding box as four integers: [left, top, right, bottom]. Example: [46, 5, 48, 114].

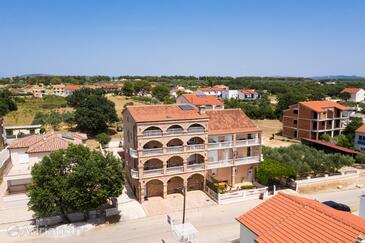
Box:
[176, 93, 224, 111]
[238, 89, 259, 101]
[3, 132, 87, 194]
[341, 87, 365, 102]
[196, 85, 228, 98]
[236, 192, 365, 243]
[355, 124, 365, 151]
[64, 85, 81, 96]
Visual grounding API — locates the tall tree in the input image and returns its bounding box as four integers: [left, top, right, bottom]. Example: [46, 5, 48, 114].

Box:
[151, 84, 170, 101]
[28, 145, 124, 219]
[133, 80, 151, 96]
[121, 81, 135, 96]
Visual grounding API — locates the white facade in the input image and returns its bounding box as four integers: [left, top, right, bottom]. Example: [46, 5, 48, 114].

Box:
[349, 89, 365, 102]
[354, 131, 365, 151]
[196, 89, 223, 98]
[222, 90, 239, 100]
[238, 91, 259, 101]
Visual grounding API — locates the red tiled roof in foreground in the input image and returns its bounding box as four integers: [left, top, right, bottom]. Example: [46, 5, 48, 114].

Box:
[236, 192, 365, 243]
[181, 94, 223, 106]
[206, 109, 261, 135]
[300, 100, 349, 113]
[9, 133, 87, 153]
[341, 87, 363, 94]
[357, 124, 365, 133]
[302, 138, 358, 155]
[124, 104, 208, 123]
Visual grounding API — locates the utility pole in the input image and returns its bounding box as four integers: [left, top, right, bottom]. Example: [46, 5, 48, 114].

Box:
[182, 185, 186, 224]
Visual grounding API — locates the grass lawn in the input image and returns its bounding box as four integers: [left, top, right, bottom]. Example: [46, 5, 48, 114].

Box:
[4, 96, 72, 125]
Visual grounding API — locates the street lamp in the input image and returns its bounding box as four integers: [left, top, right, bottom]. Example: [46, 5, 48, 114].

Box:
[177, 185, 187, 224]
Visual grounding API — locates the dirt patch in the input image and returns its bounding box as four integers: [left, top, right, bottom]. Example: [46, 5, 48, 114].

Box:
[298, 176, 365, 194]
[252, 119, 298, 148]
[106, 95, 144, 118]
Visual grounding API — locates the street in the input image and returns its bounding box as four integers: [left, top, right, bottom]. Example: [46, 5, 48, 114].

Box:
[1, 188, 364, 243]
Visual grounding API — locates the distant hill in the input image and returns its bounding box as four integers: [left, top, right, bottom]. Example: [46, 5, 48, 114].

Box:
[310, 75, 365, 80]
[18, 74, 51, 78]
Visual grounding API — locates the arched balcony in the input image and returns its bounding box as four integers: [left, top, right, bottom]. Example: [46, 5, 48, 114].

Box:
[166, 156, 184, 173]
[187, 137, 205, 151]
[187, 124, 205, 134]
[143, 159, 163, 177]
[142, 140, 163, 156]
[166, 125, 184, 135]
[145, 179, 163, 198]
[166, 138, 184, 153]
[143, 126, 163, 137]
[187, 154, 205, 170]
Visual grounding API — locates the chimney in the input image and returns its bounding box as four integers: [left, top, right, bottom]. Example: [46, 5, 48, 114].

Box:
[360, 195, 365, 219]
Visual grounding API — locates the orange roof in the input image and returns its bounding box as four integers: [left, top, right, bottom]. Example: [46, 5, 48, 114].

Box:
[198, 87, 225, 92]
[357, 124, 365, 133]
[9, 133, 87, 153]
[181, 94, 223, 106]
[206, 109, 261, 135]
[342, 87, 362, 94]
[236, 192, 365, 243]
[300, 101, 349, 112]
[240, 89, 257, 95]
[64, 85, 81, 91]
[124, 104, 208, 123]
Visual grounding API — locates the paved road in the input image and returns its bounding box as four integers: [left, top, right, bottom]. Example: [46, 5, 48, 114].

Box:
[1, 188, 364, 243]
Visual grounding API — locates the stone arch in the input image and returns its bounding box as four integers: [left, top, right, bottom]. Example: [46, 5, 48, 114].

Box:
[187, 137, 205, 145]
[145, 179, 163, 198]
[143, 140, 163, 149]
[187, 153, 205, 165]
[187, 174, 204, 191]
[144, 158, 163, 170]
[167, 176, 184, 194]
[187, 123, 205, 133]
[143, 126, 163, 136]
[167, 138, 183, 147]
[166, 125, 184, 133]
[167, 156, 184, 167]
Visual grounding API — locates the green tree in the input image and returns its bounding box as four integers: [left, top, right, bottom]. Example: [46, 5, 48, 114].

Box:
[133, 80, 151, 96]
[355, 153, 365, 164]
[32, 112, 48, 125]
[28, 145, 124, 219]
[96, 133, 111, 147]
[336, 134, 353, 148]
[121, 81, 135, 96]
[257, 159, 296, 185]
[343, 117, 363, 139]
[47, 111, 63, 130]
[0, 89, 17, 116]
[66, 88, 105, 108]
[339, 92, 351, 101]
[62, 111, 76, 128]
[151, 84, 170, 101]
[320, 134, 332, 142]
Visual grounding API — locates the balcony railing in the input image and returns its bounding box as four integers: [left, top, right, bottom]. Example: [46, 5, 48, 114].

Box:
[187, 163, 204, 170]
[131, 169, 139, 179]
[165, 129, 184, 135]
[130, 148, 138, 158]
[207, 159, 234, 169]
[236, 138, 259, 147]
[234, 156, 260, 166]
[207, 141, 233, 149]
[143, 168, 164, 177]
[166, 146, 184, 153]
[166, 166, 184, 173]
[143, 130, 163, 137]
[208, 139, 259, 150]
[186, 144, 205, 151]
[142, 148, 164, 156]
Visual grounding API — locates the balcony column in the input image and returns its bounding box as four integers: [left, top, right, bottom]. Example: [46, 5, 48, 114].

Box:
[139, 182, 145, 203]
[163, 162, 167, 174]
[233, 134, 237, 147]
[138, 164, 144, 178]
[183, 160, 188, 172]
[231, 166, 236, 187]
[163, 182, 168, 198]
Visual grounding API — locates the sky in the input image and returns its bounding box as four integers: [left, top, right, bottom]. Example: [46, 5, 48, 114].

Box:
[0, 0, 365, 77]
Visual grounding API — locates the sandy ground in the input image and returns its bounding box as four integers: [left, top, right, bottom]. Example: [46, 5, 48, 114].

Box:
[252, 119, 298, 147]
[106, 95, 144, 119]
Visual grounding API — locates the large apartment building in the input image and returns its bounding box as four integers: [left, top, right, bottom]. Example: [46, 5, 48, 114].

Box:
[123, 104, 262, 202]
[283, 101, 350, 140]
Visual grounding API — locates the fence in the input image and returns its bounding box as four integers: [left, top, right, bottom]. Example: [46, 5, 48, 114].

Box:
[205, 185, 268, 204]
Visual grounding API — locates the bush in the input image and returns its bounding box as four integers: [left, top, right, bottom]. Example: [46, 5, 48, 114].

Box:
[40, 127, 46, 134]
[257, 159, 296, 185]
[240, 185, 255, 190]
[320, 134, 331, 142]
[355, 153, 365, 164]
[96, 133, 111, 147]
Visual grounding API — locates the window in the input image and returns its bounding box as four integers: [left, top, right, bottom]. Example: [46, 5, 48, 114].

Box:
[294, 130, 298, 138]
[359, 135, 365, 141]
[293, 120, 297, 125]
[293, 109, 298, 115]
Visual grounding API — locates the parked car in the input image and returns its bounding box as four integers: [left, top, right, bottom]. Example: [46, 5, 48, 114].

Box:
[322, 201, 351, 212]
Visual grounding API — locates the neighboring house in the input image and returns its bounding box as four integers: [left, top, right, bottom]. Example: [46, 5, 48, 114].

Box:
[96, 83, 121, 93]
[3, 132, 87, 194]
[341, 87, 365, 102]
[196, 85, 227, 98]
[169, 86, 193, 97]
[355, 124, 365, 151]
[222, 90, 239, 100]
[52, 84, 66, 96]
[176, 94, 224, 111]
[0, 118, 5, 150]
[236, 192, 365, 243]
[4, 124, 42, 139]
[283, 101, 350, 140]
[238, 90, 259, 101]
[32, 86, 46, 98]
[122, 104, 262, 202]
[64, 85, 81, 96]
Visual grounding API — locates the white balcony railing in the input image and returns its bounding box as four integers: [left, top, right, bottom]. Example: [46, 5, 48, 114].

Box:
[208, 141, 233, 149]
[166, 166, 184, 173]
[236, 139, 259, 147]
[187, 128, 205, 134]
[166, 146, 184, 153]
[143, 130, 163, 137]
[208, 139, 259, 150]
[165, 129, 184, 135]
[187, 163, 205, 170]
[130, 148, 138, 158]
[142, 148, 164, 156]
[234, 156, 260, 166]
[207, 159, 234, 169]
[131, 169, 139, 179]
[143, 168, 164, 177]
[186, 144, 205, 151]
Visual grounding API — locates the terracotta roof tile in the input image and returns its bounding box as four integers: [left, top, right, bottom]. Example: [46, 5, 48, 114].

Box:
[342, 87, 362, 94]
[64, 85, 81, 91]
[181, 94, 223, 106]
[357, 124, 365, 133]
[236, 193, 365, 243]
[198, 87, 225, 92]
[206, 109, 261, 135]
[300, 101, 349, 112]
[240, 89, 257, 95]
[125, 104, 208, 123]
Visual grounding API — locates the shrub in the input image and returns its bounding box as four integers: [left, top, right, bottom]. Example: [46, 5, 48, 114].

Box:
[355, 153, 365, 164]
[96, 133, 111, 147]
[257, 159, 296, 185]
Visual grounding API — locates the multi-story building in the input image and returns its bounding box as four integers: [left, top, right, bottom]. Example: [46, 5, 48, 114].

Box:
[123, 104, 262, 202]
[355, 124, 365, 151]
[238, 89, 259, 101]
[196, 85, 227, 98]
[52, 84, 66, 96]
[176, 93, 224, 111]
[283, 101, 350, 140]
